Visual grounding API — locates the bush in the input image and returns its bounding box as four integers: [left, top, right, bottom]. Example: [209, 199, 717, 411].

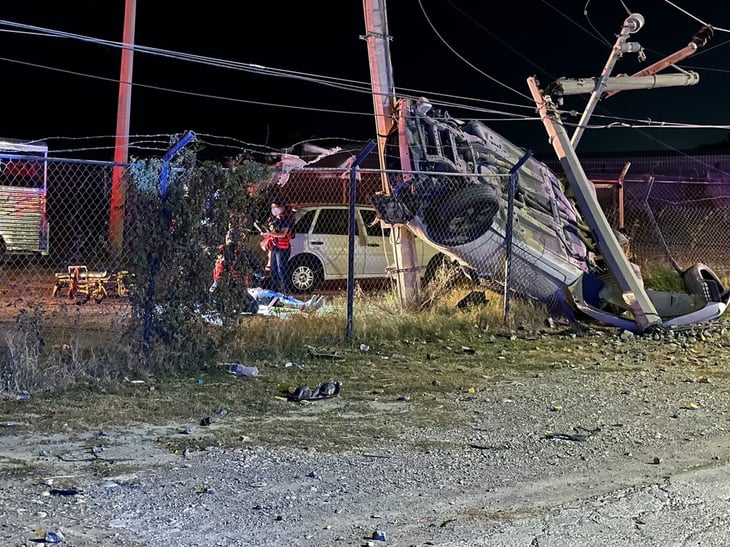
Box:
[124, 153, 274, 367]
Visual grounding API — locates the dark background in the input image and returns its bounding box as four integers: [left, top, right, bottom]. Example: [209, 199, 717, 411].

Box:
[1, 1, 729, 160]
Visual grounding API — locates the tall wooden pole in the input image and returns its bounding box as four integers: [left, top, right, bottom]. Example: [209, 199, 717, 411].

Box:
[109, 0, 136, 254]
[362, 0, 419, 304]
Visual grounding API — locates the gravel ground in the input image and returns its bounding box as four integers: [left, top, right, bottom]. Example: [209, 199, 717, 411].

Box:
[3, 326, 730, 546]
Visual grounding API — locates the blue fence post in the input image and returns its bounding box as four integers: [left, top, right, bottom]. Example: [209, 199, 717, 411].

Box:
[346, 140, 377, 340]
[503, 150, 533, 325]
[143, 131, 196, 355]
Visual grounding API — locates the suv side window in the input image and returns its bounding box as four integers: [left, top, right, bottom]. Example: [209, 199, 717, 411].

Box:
[294, 209, 316, 235]
[314, 208, 354, 235]
[360, 208, 390, 237]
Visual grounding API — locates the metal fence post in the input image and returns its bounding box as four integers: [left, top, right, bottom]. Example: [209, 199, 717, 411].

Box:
[503, 150, 533, 326]
[143, 131, 196, 354]
[347, 140, 377, 340]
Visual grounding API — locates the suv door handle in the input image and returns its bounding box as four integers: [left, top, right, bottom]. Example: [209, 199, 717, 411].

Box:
[367, 243, 379, 247]
[310, 241, 324, 246]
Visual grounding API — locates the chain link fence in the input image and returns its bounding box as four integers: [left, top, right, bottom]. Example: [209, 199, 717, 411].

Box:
[3, 150, 730, 320]
[0, 155, 133, 305]
[575, 154, 730, 279]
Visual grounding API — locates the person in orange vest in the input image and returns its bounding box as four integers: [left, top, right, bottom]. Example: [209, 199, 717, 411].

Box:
[263, 201, 293, 292]
[209, 245, 227, 293]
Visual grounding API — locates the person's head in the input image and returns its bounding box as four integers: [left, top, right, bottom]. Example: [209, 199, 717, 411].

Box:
[271, 201, 287, 218]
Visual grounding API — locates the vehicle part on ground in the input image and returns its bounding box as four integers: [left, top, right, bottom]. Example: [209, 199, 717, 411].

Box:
[423, 252, 475, 288]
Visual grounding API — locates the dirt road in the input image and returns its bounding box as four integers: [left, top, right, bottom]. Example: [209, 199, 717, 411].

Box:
[2, 325, 730, 546]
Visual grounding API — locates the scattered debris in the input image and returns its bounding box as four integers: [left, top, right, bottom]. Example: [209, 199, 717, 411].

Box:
[285, 381, 342, 402]
[228, 364, 259, 377]
[49, 488, 79, 497]
[30, 530, 65, 544]
[545, 426, 601, 442]
[456, 290, 488, 310]
[307, 349, 345, 360]
[544, 432, 589, 442]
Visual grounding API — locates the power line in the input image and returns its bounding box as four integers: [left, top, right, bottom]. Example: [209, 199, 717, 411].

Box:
[0, 19, 542, 124]
[1, 5, 728, 156]
[415, 0, 533, 103]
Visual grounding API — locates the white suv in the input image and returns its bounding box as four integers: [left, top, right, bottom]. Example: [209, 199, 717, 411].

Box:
[286, 203, 451, 293]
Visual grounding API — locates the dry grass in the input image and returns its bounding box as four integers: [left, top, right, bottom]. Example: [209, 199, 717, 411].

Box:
[3, 285, 729, 454]
[0, 282, 572, 451]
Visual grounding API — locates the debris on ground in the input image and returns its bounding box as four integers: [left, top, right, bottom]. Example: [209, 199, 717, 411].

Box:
[285, 381, 342, 402]
[307, 348, 345, 360]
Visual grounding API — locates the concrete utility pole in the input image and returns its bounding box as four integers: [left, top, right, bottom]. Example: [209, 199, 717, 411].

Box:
[109, 0, 136, 254]
[570, 13, 645, 149]
[527, 76, 661, 332]
[362, 0, 420, 305]
[527, 13, 710, 332]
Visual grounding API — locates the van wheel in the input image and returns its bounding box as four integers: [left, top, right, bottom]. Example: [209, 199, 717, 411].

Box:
[424, 186, 500, 246]
[289, 256, 323, 294]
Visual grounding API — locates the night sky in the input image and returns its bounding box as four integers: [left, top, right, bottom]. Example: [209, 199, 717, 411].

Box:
[1, 1, 729, 161]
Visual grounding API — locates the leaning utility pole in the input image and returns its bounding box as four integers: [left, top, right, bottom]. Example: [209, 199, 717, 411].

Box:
[527, 12, 704, 332]
[109, 0, 136, 255]
[362, 0, 420, 305]
[528, 76, 661, 332]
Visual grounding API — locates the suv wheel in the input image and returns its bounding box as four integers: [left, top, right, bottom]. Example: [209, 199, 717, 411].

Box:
[425, 186, 500, 246]
[289, 256, 323, 294]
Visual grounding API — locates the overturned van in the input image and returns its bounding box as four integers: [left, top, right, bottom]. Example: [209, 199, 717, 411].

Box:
[370, 99, 729, 332]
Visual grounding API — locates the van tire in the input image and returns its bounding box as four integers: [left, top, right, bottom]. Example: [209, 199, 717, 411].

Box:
[288, 255, 323, 294]
[424, 186, 500, 246]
